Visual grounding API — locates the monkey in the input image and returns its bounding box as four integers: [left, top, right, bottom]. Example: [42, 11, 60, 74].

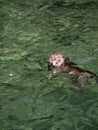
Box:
[48, 52, 98, 90]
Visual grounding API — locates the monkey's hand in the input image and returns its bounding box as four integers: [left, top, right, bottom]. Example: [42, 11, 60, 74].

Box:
[48, 73, 53, 79]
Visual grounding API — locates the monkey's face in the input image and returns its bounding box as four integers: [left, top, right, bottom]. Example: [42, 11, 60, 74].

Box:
[48, 52, 68, 70]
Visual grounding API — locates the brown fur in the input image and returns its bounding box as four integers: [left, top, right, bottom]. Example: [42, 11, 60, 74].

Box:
[48, 52, 98, 90]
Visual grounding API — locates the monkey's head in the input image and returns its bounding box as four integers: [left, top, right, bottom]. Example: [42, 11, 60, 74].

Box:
[48, 52, 69, 70]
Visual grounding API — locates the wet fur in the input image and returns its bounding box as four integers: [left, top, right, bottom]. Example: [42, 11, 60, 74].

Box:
[48, 52, 98, 90]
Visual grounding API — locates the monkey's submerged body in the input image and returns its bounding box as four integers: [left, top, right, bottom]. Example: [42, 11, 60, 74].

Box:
[48, 52, 98, 90]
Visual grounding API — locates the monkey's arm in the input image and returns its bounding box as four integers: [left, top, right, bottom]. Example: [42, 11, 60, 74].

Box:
[48, 69, 61, 79]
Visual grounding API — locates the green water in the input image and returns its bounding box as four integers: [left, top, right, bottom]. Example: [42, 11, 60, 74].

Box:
[0, 0, 98, 130]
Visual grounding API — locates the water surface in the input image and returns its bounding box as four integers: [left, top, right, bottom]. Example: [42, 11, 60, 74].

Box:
[0, 0, 98, 130]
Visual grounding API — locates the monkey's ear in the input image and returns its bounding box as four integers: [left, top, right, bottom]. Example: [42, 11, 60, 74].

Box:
[63, 56, 69, 62]
[47, 62, 52, 70]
